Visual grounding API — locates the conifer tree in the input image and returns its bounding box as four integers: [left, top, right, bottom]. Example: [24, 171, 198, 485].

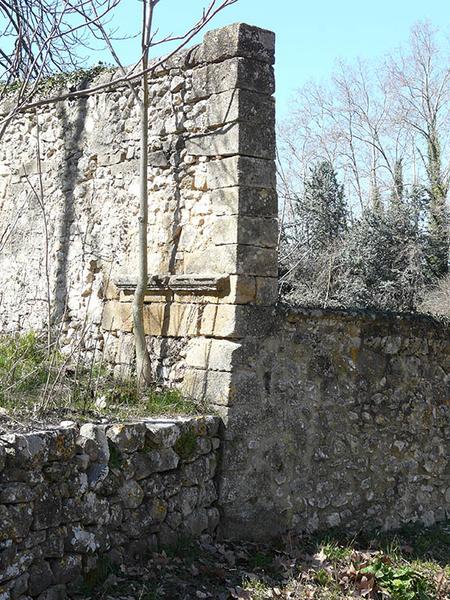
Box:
[391, 159, 404, 208]
[301, 160, 347, 254]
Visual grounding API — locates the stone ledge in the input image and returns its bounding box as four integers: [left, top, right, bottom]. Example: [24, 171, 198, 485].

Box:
[116, 274, 230, 295]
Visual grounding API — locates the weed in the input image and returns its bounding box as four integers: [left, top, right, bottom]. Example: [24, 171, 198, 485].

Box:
[104, 378, 139, 406]
[361, 558, 432, 599]
[314, 568, 334, 587]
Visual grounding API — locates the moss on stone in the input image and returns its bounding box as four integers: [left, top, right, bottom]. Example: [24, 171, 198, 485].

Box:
[174, 430, 197, 461]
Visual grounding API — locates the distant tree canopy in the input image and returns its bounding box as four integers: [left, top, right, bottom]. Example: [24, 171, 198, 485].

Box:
[279, 21, 449, 314]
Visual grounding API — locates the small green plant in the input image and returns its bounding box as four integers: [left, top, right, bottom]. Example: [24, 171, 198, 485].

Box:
[314, 568, 334, 587]
[104, 379, 139, 406]
[242, 577, 273, 599]
[361, 558, 432, 599]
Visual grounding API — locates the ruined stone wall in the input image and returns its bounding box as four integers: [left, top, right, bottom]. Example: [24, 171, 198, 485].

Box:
[0, 416, 220, 597]
[0, 23, 277, 385]
[1, 21, 449, 545]
[218, 307, 450, 539]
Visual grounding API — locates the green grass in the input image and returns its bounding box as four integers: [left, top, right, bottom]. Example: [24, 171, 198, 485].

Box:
[145, 388, 202, 416]
[0, 332, 52, 405]
[242, 577, 274, 600]
[320, 540, 353, 562]
[0, 332, 204, 422]
[292, 521, 450, 600]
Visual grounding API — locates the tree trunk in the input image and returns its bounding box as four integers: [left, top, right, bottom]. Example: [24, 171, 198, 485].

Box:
[132, 0, 153, 388]
[427, 131, 449, 277]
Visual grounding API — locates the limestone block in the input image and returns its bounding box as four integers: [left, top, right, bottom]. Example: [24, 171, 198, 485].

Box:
[212, 216, 278, 248]
[201, 304, 275, 338]
[184, 244, 277, 277]
[107, 423, 146, 453]
[145, 422, 181, 448]
[102, 301, 133, 332]
[118, 480, 144, 509]
[226, 275, 257, 304]
[207, 156, 276, 190]
[172, 275, 256, 305]
[212, 186, 278, 217]
[206, 89, 275, 128]
[191, 58, 274, 100]
[199, 23, 275, 65]
[164, 303, 201, 338]
[148, 150, 169, 168]
[183, 244, 236, 274]
[104, 280, 120, 300]
[236, 245, 278, 277]
[143, 302, 200, 337]
[186, 121, 275, 160]
[181, 368, 233, 405]
[185, 338, 240, 371]
[200, 305, 238, 337]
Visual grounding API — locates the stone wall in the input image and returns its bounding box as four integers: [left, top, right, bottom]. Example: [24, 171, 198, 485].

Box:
[0, 22, 277, 387]
[1, 20, 449, 547]
[218, 307, 450, 539]
[0, 416, 220, 598]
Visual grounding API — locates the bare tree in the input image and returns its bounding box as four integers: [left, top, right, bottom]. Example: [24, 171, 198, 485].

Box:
[280, 21, 449, 223]
[278, 20, 448, 313]
[387, 21, 449, 276]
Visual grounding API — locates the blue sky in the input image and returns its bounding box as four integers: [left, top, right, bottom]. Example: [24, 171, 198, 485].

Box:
[105, 0, 448, 119]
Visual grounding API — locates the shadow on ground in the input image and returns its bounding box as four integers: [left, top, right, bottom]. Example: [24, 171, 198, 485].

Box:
[77, 520, 450, 599]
